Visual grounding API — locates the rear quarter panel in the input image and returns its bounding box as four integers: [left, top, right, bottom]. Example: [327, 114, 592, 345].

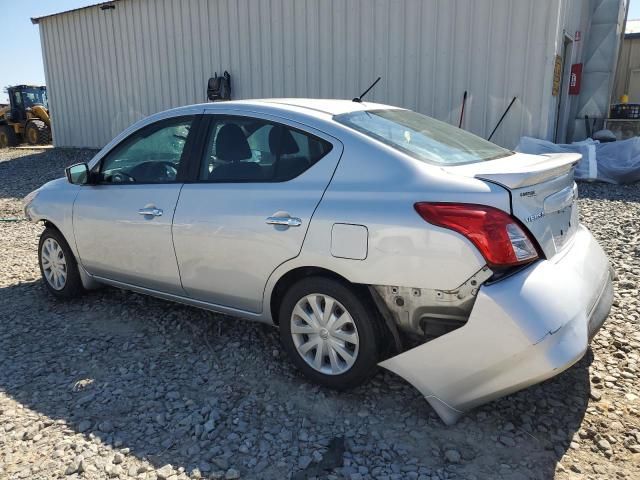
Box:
[264, 132, 513, 311]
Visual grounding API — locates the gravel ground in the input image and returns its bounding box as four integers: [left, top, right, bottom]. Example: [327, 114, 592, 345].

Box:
[0, 147, 638, 480]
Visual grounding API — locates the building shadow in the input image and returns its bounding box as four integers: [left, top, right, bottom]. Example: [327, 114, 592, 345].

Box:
[0, 278, 592, 479]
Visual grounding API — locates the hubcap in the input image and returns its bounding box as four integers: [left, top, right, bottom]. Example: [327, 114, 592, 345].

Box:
[41, 238, 67, 290]
[290, 294, 359, 375]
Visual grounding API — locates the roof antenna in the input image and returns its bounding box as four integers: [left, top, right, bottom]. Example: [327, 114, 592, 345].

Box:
[353, 77, 381, 103]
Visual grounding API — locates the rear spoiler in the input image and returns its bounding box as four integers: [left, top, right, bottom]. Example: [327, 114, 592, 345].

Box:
[473, 153, 581, 189]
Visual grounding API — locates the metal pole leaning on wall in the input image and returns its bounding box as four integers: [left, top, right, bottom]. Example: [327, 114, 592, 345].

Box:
[458, 91, 468, 128]
[488, 96, 517, 142]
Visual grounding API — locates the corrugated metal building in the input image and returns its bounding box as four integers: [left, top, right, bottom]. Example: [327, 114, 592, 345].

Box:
[33, 0, 627, 149]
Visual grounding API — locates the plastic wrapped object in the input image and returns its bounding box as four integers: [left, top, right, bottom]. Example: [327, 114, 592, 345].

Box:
[595, 137, 640, 184]
[592, 129, 617, 143]
[516, 137, 598, 181]
[516, 136, 640, 184]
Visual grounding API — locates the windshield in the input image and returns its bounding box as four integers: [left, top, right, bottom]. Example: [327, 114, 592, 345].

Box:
[21, 88, 48, 109]
[334, 109, 511, 165]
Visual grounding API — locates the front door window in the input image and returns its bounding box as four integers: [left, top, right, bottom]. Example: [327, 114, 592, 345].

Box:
[98, 117, 193, 184]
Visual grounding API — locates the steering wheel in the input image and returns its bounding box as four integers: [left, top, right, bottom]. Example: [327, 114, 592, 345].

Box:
[153, 161, 178, 180]
[108, 171, 135, 183]
[128, 161, 178, 182]
[160, 161, 178, 178]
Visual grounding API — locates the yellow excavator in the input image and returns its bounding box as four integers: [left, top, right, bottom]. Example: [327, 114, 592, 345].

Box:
[0, 85, 52, 147]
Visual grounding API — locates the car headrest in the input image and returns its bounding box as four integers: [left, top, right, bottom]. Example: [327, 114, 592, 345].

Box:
[269, 127, 300, 155]
[215, 124, 251, 161]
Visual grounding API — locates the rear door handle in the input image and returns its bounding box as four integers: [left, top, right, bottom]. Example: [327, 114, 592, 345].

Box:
[266, 216, 302, 227]
[138, 207, 163, 217]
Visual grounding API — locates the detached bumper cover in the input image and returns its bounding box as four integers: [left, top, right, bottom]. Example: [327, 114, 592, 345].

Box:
[380, 225, 613, 425]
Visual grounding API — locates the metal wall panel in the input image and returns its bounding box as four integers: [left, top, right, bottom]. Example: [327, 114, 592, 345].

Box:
[39, 0, 585, 148]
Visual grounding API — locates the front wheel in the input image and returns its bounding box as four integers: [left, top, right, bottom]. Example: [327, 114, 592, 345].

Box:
[0, 125, 18, 148]
[279, 276, 383, 389]
[38, 227, 85, 299]
[25, 120, 50, 145]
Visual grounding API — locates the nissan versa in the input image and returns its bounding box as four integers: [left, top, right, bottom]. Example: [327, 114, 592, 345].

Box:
[24, 99, 614, 424]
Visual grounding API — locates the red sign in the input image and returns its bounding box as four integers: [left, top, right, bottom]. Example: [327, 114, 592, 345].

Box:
[569, 63, 583, 95]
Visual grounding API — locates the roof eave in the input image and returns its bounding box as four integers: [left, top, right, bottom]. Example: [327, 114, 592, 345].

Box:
[31, 0, 120, 24]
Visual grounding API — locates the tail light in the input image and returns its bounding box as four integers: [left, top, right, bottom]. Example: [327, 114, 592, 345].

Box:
[414, 202, 539, 268]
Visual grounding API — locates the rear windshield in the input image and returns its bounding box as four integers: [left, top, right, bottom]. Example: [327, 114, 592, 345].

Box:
[334, 109, 511, 165]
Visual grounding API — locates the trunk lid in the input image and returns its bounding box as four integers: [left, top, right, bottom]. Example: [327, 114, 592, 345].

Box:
[444, 152, 581, 259]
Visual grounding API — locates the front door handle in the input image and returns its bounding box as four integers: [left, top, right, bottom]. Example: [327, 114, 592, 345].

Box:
[138, 207, 163, 217]
[266, 215, 302, 227]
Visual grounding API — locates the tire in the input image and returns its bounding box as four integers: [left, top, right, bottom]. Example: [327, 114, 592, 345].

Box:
[38, 227, 85, 299]
[0, 125, 18, 148]
[279, 276, 383, 390]
[25, 120, 50, 145]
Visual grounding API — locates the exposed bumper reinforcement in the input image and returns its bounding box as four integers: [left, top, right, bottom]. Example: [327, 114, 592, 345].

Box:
[379, 225, 613, 425]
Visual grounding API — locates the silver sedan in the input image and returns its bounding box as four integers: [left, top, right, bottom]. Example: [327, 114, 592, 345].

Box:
[24, 99, 614, 424]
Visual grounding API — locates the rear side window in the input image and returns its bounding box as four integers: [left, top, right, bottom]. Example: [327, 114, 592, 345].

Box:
[199, 116, 332, 182]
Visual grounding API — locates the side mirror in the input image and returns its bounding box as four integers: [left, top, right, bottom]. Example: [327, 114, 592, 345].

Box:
[65, 163, 89, 185]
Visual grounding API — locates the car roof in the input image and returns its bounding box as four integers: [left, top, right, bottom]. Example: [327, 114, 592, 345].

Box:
[170, 98, 401, 119]
[93, 99, 402, 165]
[253, 98, 399, 116]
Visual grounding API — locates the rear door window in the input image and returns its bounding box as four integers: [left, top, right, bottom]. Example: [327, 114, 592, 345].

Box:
[199, 116, 332, 182]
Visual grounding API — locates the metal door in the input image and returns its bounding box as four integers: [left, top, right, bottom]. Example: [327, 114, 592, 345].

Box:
[629, 69, 640, 103]
[172, 114, 343, 313]
[73, 115, 197, 295]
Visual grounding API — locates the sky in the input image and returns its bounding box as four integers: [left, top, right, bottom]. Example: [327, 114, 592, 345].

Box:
[628, 0, 640, 19]
[2, 0, 640, 103]
[1, 0, 97, 103]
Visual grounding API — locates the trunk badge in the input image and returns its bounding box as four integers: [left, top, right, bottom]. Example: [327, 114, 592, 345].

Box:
[526, 211, 545, 222]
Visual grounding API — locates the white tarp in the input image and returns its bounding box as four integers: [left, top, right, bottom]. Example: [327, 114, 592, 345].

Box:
[515, 136, 640, 184]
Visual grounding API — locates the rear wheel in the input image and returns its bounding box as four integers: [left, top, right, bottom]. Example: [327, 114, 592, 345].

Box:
[38, 227, 85, 299]
[0, 125, 18, 148]
[279, 276, 383, 389]
[25, 120, 50, 145]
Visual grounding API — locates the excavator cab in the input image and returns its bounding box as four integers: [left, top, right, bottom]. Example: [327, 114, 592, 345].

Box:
[0, 85, 52, 147]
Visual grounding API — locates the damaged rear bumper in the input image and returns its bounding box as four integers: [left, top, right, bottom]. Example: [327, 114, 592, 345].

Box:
[379, 225, 613, 425]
